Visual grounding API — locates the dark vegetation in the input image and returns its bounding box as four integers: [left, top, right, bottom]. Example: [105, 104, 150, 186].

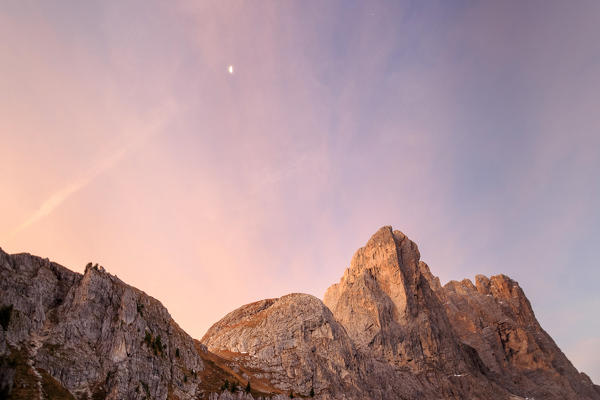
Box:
[140, 381, 150, 397]
[221, 379, 230, 391]
[143, 331, 165, 356]
[0, 305, 13, 330]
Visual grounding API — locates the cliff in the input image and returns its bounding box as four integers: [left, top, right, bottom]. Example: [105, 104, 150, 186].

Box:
[1, 226, 599, 399]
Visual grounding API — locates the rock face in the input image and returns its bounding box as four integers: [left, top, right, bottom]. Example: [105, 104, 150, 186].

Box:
[0, 250, 205, 399]
[1, 226, 599, 400]
[323, 227, 475, 373]
[207, 226, 600, 399]
[202, 294, 363, 399]
[322, 227, 502, 398]
[441, 274, 600, 399]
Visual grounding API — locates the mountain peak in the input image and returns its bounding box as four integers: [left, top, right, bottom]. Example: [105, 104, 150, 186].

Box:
[324, 226, 476, 374]
[326, 226, 424, 323]
[2, 230, 599, 399]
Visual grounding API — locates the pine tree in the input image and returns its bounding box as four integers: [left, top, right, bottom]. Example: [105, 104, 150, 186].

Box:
[245, 381, 251, 393]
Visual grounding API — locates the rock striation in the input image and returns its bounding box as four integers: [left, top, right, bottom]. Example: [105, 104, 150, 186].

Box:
[207, 226, 600, 399]
[202, 294, 364, 399]
[323, 227, 476, 373]
[441, 274, 600, 399]
[1, 226, 599, 399]
[0, 250, 205, 399]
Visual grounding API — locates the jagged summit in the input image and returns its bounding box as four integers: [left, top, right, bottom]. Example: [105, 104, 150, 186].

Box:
[325, 225, 424, 317]
[203, 226, 599, 399]
[1, 226, 599, 399]
[324, 226, 470, 366]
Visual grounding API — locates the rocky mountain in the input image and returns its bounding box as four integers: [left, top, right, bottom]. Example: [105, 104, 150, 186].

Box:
[1, 226, 599, 399]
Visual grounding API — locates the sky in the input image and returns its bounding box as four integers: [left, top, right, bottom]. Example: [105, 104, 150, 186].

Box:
[1, 0, 599, 383]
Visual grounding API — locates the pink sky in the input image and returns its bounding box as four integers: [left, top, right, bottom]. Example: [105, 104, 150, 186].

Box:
[1, 0, 599, 383]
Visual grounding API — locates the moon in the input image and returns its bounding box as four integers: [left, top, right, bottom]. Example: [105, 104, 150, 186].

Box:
[228, 65, 234, 74]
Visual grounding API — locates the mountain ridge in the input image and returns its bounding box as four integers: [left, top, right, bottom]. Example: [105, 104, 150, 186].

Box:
[1, 226, 599, 399]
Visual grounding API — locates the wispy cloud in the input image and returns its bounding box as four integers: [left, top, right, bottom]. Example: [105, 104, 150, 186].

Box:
[8, 106, 174, 238]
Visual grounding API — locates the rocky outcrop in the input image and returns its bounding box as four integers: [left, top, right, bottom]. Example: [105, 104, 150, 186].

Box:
[441, 274, 600, 399]
[321, 226, 600, 399]
[321, 227, 506, 399]
[0, 250, 204, 399]
[206, 226, 599, 399]
[323, 227, 475, 373]
[202, 294, 364, 399]
[2, 226, 599, 400]
[201, 294, 437, 400]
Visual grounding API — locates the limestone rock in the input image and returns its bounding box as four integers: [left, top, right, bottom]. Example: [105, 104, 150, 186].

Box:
[441, 274, 600, 399]
[0, 249, 204, 399]
[202, 293, 364, 399]
[2, 225, 600, 400]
